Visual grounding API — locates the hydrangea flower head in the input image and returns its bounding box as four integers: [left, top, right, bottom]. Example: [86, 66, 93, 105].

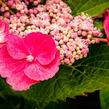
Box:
[0, 32, 60, 91]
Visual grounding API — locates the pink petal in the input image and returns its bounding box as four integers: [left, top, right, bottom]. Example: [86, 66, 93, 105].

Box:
[0, 20, 9, 44]
[4, 21, 9, 33]
[24, 32, 42, 56]
[24, 32, 57, 65]
[0, 20, 9, 33]
[104, 16, 109, 45]
[7, 34, 28, 60]
[0, 46, 39, 91]
[103, 9, 109, 18]
[0, 20, 5, 33]
[0, 46, 26, 78]
[0, 33, 6, 43]
[6, 69, 39, 91]
[0, 42, 6, 48]
[24, 50, 60, 81]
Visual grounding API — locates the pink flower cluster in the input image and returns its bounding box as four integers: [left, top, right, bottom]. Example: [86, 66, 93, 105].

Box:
[0, 21, 60, 90]
[0, 0, 102, 65]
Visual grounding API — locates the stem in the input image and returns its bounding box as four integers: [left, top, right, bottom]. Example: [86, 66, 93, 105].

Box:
[92, 14, 104, 19]
[63, 0, 66, 2]
[92, 37, 107, 42]
[0, 0, 15, 15]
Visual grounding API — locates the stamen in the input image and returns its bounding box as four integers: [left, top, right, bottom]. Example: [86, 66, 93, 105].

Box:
[26, 55, 34, 62]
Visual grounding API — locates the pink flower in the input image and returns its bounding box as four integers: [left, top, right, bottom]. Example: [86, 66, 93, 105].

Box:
[104, 15, 109, 45]
[0, 32, 60, 91]
[0, 20, 9, 48]
[103, 9, 109, 18]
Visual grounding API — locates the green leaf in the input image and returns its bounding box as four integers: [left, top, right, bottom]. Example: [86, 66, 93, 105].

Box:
[66, 0, 109, 16]
[94, 19, 104, 31]
[100, 90, 109, 109]
[44, 101, 70, 109]
[40, 0, 46, 4]
[8, 43, 109, 104]
[1, 0, 109, 106]
[94, 19, 106, 37]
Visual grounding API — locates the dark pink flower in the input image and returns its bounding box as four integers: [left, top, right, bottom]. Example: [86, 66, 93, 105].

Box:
[0, 20, 9, 48]
[104, 15, 109, 45]
[103, 9, 109, 18]
[0, 32, 60, 91]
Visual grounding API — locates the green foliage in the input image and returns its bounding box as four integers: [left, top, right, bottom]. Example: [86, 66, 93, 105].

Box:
[66, 0, 109, 16]
[1, 0, 109, 108]
[100, 90, 109, 109]
[40, 0, 46, 4]
[44, 101, 70, 109]
[94, 19, 104, 31]
[11, 43, 109, 105]
[2, 42, 109, 108]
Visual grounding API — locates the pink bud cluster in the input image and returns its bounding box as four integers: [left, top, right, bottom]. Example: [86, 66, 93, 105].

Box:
[0, 0, 103, 65]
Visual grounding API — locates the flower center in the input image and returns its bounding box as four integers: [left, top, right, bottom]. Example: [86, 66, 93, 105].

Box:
[26, 55, 34, 62]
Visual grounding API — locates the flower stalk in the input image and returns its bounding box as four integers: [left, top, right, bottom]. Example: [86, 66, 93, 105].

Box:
[92, 37, 107, 42]
[0, 0, 15, 15]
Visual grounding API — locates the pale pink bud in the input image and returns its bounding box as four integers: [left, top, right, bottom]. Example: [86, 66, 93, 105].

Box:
[71, 33, 78, 38]
[64, 58, 70, 64]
